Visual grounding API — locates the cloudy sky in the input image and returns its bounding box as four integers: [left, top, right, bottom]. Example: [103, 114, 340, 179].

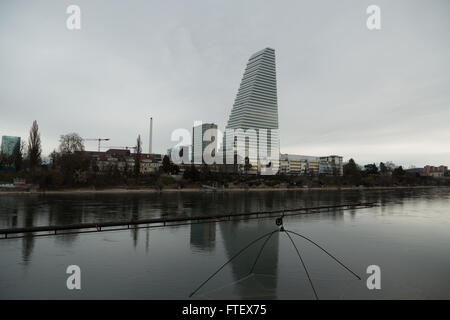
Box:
[1, 0, 449, 167]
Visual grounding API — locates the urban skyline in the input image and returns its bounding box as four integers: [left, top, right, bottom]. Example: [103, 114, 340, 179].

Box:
[1, 1, 449, 168]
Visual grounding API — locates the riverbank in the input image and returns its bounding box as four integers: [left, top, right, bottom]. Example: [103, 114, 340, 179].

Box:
[0, 185, 441, 195]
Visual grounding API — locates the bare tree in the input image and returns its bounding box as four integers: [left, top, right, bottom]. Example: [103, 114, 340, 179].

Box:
[50, 149, 59, 169]
[59, 133, 85, 154]
[134, 135, 142, 177]
[28, 120, 41, 169]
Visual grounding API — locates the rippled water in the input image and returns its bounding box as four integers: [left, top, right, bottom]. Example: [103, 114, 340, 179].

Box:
[0, 188, 449, 299]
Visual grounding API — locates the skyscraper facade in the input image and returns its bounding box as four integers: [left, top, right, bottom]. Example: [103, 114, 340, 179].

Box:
[1, 136, 21, 156]
[223, 48, 280, 174]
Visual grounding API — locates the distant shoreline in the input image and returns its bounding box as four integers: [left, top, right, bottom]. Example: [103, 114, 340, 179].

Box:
[0, 185, 441, 195]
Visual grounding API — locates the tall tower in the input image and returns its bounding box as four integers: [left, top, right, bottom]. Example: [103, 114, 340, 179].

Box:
[223, 48, 279, 173]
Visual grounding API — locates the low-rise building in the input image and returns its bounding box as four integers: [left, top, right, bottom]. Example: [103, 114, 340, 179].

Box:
[140, 154, 162, 174]
[280, 154, 318, 175]
[86, 149, 162, 174]
[423, 165, 447, 177]
[280, 154, 343, 176]
[319, 155, 343, 176]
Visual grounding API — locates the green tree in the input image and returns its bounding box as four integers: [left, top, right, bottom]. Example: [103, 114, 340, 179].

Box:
[364, 163, 379, 175]
[393, 166, 405, 178]
[12, 141, 24, 171]
[379, 162, 388, 175]
[58, 151, 90, 185]
[343, 158, 361, 185]
[170, 163, 180, 175]
[134, 135, 142, 177]
[183, 164, 200, 181]
[0, 152, 5, 168]
[343, 158, 360, 176]
[27, 120, 42, 169]
[162, 155, 171, 173]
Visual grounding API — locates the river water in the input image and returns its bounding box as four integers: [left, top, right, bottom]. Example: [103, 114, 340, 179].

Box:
[0, 188, 449, 299]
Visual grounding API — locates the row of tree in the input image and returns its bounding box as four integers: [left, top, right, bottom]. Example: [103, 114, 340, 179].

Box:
[344, 159, 406, 177]
[0, 122, 151, 186]
[2, 122, 447, 189]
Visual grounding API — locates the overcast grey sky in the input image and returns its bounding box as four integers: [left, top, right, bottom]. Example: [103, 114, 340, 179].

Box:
[1, 0, 449, 167]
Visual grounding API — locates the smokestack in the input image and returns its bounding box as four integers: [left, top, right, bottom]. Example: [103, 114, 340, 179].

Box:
[149, 117, 153, 154]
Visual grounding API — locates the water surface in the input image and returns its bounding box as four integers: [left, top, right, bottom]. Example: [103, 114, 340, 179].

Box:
[0, 188, 449, 299]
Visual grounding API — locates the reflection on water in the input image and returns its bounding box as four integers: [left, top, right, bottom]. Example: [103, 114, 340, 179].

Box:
[218, 219, 280, 299]
[3, 188, 435, 228]
[190, 223, 216, 252]
[0, 187, 450, 299]
[22, 205, 35, 264]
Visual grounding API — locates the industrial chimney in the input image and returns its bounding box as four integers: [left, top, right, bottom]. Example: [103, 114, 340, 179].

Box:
[149, 117, 153, 154]
[148, 117, 153, 154]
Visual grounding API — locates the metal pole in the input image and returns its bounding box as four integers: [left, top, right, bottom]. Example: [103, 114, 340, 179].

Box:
[0, 202, 376, 239]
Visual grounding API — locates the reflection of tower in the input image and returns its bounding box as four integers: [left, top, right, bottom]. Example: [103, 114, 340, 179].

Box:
[130, 196, 140, 247]
[190, 222, 216, 252]
[219, 219, 279, 299]
[21, 204, 35, 264]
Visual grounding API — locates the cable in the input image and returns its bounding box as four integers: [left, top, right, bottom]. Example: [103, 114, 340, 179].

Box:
[285, 230, 361, 280]
[188, 229, 279, 298]
[284, 230, 319, 300]
[188, 215, 362, 299]
[248, 230, 278, 275]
